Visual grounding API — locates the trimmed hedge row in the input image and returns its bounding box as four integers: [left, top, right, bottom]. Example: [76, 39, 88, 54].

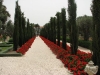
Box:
[0, 53, 22, 57]
[60, 38, 92, 49]
[78, 40, 92, 49]
[8, 38, 13, 42]
[0, 47, 13, 53]
[0, 43, 12, 47]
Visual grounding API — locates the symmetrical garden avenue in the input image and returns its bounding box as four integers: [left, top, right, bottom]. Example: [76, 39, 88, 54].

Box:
[0, 37, 71, 75]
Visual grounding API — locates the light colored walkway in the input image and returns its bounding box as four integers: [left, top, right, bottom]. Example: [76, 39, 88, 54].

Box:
[0, 37, 71, 75]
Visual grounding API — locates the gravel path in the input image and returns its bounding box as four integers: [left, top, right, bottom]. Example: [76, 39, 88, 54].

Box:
[0, 37, 71, 75]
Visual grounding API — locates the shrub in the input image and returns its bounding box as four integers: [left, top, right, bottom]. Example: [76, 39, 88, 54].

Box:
[78, 40, 92, 49]
[60, 37, 92, 49]
[66, 38, 70, 43]
[8, 38, 13, 42]
[0, 43, 12, 47]
[0, 53, 22, 57]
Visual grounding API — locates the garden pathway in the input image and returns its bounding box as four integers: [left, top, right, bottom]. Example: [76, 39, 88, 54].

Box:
[0, 36, 71, 75]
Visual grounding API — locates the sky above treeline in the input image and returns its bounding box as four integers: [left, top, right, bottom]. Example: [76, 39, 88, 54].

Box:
[3, 0, 92, 26]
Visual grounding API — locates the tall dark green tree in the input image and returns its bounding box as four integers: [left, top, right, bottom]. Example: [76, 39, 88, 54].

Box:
[26, 19, 30, 41]
[56, 12, 60, 46]
[13, 1, 19, 50]
[30, 23, 34, 38]
[68, 0, 78, 55]
[50, 17, 54, 42]
[18, 6, 23, 47]
[53, 17, 56, 44]
[47, 23, 51, 40]
[21, 13, 26, 44]
[61, 8, 67, 50]
[91, 0, 100, 74]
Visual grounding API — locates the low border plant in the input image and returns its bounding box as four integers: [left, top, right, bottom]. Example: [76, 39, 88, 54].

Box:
[16, 37, 36, 55]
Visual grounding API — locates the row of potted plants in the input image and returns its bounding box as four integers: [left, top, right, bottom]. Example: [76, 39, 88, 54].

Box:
[16, 37, 36, 55]
[40, 36, 92, 75]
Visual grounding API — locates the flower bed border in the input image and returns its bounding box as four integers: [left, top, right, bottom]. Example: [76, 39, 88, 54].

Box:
[16, 37, 36, 55]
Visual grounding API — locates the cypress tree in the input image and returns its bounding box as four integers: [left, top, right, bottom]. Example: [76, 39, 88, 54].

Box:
[47, 23, 51, 40]
[22, 13, 26, 44]
[53, 17, 56, 44]
[50, 17, 53, 42]
[27, 19, 29, 41]
[56, 12, 60, 46]
[30, 23, 33, 38]
[26, 19, 31, 41]
[61, 8, 67, 50]
[68, 0, 78, 54]
[91, 0, 100, 74]
[18, 6, 23, 47]
[13, 1, 19, 50]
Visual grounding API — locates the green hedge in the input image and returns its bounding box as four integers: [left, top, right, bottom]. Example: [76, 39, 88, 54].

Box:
[8, 38, 13, 42]
[66, 38, 70, 43]
[66, 38, 92, 49]
[78, 40, 92, 49]
[0, 43, 12, 47]
[6, 42, 13, 44]
[0, 48, 2, 51]
[60, 37, 92, 49]
[0, 53, 22, 57]
[7, 38, 13, 44]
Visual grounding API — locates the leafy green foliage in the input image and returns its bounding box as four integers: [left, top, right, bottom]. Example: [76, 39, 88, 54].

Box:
[6, 20, 14, 37]
[0, 43, 12, 47]
[77, 15, 92, 41]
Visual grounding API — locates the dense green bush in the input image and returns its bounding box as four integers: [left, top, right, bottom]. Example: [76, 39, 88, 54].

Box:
[0, 48, 2, 51]
[8, 38, 13, 42]
[66, 38, 70, 43]
[0, 43, 12, 47]
[60, 37, 92, 49]
[0, 53, 22, 57]
[60, 37, 70, 43]
[78, 40, 92, 49]
[7, 38, 13, 44]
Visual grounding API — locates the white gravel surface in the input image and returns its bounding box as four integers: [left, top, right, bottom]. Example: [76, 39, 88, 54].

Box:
[0, 37, 71, 75]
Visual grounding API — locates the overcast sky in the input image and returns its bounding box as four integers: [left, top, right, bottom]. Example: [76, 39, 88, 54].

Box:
[3, 0, 92, 26]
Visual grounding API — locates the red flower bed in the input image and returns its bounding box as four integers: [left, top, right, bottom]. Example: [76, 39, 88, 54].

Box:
[16, 37, 36, 55]
[40, 36, 92, 75]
